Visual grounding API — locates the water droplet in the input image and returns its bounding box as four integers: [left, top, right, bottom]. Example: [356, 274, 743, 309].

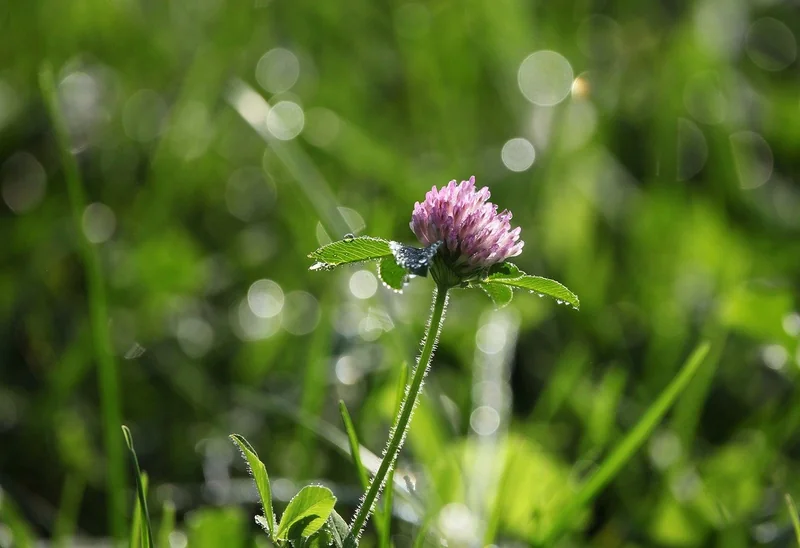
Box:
[537, 293, 544, 298]
[343, 233, 355, 242]
[310, 262, 330, 271]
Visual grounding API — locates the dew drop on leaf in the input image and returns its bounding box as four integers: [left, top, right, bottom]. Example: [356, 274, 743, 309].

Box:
[343, 233, 355, 242]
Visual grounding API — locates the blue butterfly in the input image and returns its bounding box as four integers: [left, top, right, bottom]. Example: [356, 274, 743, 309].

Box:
[389, 240, 442, 277]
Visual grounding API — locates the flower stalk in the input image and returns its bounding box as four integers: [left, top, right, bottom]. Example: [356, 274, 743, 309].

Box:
[347, 285, 450, 544]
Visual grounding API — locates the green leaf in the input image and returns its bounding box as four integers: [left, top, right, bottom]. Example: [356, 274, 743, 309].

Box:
[328, 510, 350, 547]
[122, 426, 154, 548]
[308, 237, 392, 270]
[483, 262, 579, 310]
[277, 485, 337, 541]
[540, 342, 710, 544]
[229, 434, 275, 538]
[377, 255, 408, 292]
[786, 494, 800, 544]
[479, 282, 514, 309]
[487, 262, 523, 278]
[304, 524, 335, 548]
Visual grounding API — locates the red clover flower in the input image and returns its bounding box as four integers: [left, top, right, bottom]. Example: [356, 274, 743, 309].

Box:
[410, 176, 523, 283]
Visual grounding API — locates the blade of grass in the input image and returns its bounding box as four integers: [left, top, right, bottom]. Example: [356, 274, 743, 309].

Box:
[157, 500, 176, 548]
[411, 515, 434, 548]
[339, 401, 370, 490]
[483, 440, 519, 545]
[339, 397, 393, 543]
[39, 63, 126, 540]
[226, 79, 351, 236]
[129, 473, 146, 548]
[671, 330, 725, 448]
[297, 289, 334, 478]
[786, 494, 800, 544]
[0, 489, 35, 548]
[540, 342, 711, 545]
[122, 426, 154, 548]
[53, 474, 86, 548]
[379, 363, 408, 548]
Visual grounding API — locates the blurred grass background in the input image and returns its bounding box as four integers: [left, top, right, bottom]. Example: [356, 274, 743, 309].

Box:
[1, 0, 799, 546]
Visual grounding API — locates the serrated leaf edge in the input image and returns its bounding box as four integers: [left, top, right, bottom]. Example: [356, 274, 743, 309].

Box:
[477, 262, 580, 310]
[307, 236, 393, 270]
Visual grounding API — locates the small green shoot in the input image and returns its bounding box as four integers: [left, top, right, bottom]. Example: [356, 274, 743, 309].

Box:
[229, 434, 276, 538]
[122, 426, 154, 548]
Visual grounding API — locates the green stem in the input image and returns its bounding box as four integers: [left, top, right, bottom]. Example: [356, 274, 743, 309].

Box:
[347, 285, 450, 544]
[39, 64, 127, 540]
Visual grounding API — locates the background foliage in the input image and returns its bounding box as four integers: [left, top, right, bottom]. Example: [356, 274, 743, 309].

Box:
[1, 0, 799, 546]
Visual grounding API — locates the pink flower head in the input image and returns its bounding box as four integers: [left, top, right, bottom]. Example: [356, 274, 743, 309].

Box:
[410, 176, 524, 274]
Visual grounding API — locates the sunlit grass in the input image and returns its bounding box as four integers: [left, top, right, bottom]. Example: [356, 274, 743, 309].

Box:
[1, 0, 798, 546]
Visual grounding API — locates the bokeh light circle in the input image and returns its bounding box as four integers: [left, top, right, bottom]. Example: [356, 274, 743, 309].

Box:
[501, 138, 536, 172]
[267, 101, 304, 140]
[1, 152, 46, 214]
[746, 17, 797, 72]
[256, 48, 301, 93]
[82, 202, 117, 243]
[349, 270, 378, 300]
[518, 50, 574, 106]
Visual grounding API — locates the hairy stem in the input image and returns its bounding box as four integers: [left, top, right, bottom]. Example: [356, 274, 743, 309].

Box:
[347, 285, 450, 544]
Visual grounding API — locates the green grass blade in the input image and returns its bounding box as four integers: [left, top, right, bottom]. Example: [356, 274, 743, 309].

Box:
[483, 441, 518, 545]
[297, 290, 334, 478]
[671, 330, 725, 448]
[122, 426, 154, 548]
[786, 494, 800, 544]
[226, 79, 351, 237]
[411, 515, 434, 548]
[157, 500, 176, 548]
[129, 473, 148, 548]
[54, 474, 86, 547]
[339, 400, 370, 490]
[340, 399, 395, 542]
[0, 490, 35, 548]
[379, 363, 408, 548]
[541, 342, 710, 545]
[40, 63, 127, 540]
